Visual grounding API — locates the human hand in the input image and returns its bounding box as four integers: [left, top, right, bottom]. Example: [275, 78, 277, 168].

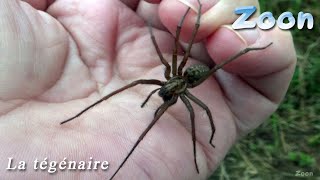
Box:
[0, 0, 296, 179]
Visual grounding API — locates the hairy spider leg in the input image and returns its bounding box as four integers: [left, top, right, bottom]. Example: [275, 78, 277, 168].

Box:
[192, 42, 273, 87]
[141, 88, 161, 108]
[109, 96, 178, 180]
[172, 7, 191, 76]
[180, 94, 199, 173]
[148, 22, 171, 80]
[178, 0, 202, 75]
[185, 90, 215, 148]
[60, 79, 164, 124]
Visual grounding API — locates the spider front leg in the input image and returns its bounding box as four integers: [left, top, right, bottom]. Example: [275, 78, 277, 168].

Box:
[109, 96, 178, 180]
[178, 0, 202, 75]
[192, 42, 273, 87]
[185, 90, 215, 148]
[172, 7, 191, 76]
[210, 42, 273, 73]
[180, 94, 199, 173]
[148, 23, 171, 80]
[60, 79, 164, 124]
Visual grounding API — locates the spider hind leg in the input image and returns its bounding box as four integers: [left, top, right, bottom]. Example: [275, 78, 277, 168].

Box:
[109, 96, 178, 180]
[186, 90, 215, 148]
[180, 94, 200, 173]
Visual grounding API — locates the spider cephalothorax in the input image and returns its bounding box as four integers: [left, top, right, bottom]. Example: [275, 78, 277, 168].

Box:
[61, 0, 272, 179]
[158, 64, 210, 101]
[159, 76, 187, 101]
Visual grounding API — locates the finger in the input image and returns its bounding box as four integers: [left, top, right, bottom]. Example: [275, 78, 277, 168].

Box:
[120, 0, 140, 10]
[159, 0, 260, 42]
[138, 0, 214, 64]
[137, 1, 166, 30]
[21, 0, 47, 10]
[206, 26, 296, 134]
[179, 41, 212, 65]
[0, 1, 68, 100]
[21, 0, 55, 10]
[207, 26, 296, 101]
[120, 0, 161, 10]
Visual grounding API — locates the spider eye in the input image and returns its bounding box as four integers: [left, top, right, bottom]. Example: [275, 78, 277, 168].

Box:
[184, 64, 210, 87]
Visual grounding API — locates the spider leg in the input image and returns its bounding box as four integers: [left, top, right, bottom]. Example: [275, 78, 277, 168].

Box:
[60, 79, 164, 125]
[192, 42, 273, 87]
[177, 0, 202, 75]
[153, 96, 178, 117]
[180, 94, 199, 173]
[148, 22, 171, 80]
[141, 88, 160, 108]
[109, 96, 178, 180]
[185, 90, 215, 148]
[154, 104, 161, 118]
[172, 7, 191, 76]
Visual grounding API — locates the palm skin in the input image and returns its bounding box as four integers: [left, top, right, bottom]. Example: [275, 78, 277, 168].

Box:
[0, 0, 296, 179]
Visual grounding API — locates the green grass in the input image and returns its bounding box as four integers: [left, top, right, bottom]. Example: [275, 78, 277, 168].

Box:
[209, 1, 320, 179]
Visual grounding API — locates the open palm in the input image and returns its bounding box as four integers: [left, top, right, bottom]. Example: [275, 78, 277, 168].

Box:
[0, 0, 296, 179]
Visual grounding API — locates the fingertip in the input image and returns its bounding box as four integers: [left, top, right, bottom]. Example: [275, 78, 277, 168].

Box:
[159, 0, 207, 42]
[137, 1, 165, 30]
[159, 0, 192, 42]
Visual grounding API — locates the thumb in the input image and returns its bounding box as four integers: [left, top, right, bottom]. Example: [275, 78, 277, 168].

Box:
[205, 25, 296, 134]
[0, 1, 68, 100]
[206, 25, 296, 103]
[206, 25, 295, 78]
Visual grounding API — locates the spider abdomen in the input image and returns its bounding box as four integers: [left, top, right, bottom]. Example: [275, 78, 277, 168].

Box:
[184, 64, 210, 87]
[159, 76, 187, 101]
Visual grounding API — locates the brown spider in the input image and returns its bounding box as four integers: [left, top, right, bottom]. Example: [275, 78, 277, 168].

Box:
[61, 0, 272, 179]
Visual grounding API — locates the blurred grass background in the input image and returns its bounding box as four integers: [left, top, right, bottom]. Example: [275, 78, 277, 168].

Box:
[209, 0, 320, 179]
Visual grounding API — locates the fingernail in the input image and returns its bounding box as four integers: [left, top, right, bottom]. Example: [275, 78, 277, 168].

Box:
[177, 0, 198, 12]
[237, 28, 260, 45]
[221, 25, 260, 45]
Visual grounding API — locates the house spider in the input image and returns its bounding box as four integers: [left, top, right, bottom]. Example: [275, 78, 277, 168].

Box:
[60, 0, 272, 179]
